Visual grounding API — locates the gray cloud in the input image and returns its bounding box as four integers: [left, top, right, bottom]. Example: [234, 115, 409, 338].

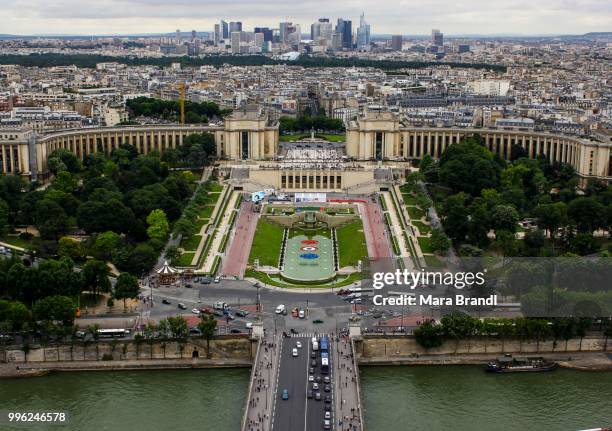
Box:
[1, 0, 610, 35]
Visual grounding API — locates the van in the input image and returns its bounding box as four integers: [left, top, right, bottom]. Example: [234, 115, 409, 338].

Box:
[275, 304, 285, 314]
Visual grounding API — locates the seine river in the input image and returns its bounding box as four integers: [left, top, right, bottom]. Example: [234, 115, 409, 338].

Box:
[2, 366, 611, 431]
[0, 368, 250, 431]
[361, 365, 612, 431]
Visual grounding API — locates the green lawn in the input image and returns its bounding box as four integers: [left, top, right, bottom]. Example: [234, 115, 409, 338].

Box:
[181, 234, 202, 252]
[177, 252, 195, 266]
[417, 236, 433, 253]
[407, 206, 425, 220]
[204, 183, 223, 193]
[194, 217, 209, 230]
[199, 205, 215, 219]
[412, 220, 431, 235]
[401, 193, 418, 205]
[245, 269, 362, 289]
[336, 221, 368, 268]
[248, 218, 285, 267]
[423, 254, 445, 268]
[0, 234, 34, 249]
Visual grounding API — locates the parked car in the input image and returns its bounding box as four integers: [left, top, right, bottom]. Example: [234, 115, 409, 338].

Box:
[323, 419, 331, 430]
[235, 310, 249, 318]
[298, 308, 305, 319]
[213, 276, 221, 283]
[189, 328, 201, 336]
[230, 328, 242, 334]
[191, 308, 201, 314]
[178, 303, 187, 310]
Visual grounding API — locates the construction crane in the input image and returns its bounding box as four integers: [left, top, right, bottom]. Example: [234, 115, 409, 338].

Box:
[178, 81, 186, 124]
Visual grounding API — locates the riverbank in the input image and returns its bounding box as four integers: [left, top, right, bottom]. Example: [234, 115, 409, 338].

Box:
[0, 357, 252, 379]
[358, 351, 612, 371]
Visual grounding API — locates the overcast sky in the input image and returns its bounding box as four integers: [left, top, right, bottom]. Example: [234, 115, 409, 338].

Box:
[2, 0, 610, 36]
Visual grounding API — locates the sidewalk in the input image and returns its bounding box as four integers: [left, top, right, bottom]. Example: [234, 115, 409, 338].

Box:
[334, 337, 363, 431]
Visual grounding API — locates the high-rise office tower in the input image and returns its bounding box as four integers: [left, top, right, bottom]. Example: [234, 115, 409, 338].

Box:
[230, 21, 242, 33]
[191, 30, 197, 42]
[280, 22, 300, 46]
[431, 29, 443, 46]
[230, 31, 241, 54]
[254, 27, 273, 42]
[391, 35, 403, 51]
[311, 18, 330, 40]
[214, 24, 221, 44]
[342, 20, 352, 49]
[175, 29, 181, 44]
[221, 20, 229, 38]
[356, 12, 370, 50]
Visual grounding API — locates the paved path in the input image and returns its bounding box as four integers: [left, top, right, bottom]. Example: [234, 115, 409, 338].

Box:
[242, 335, 279, 431]
[333, 337, 363, 431]
[191, 185, 228, 268]
[359, 201, 394, 275]
[223, 201, 259, 277]
[200, 192, 238, 271]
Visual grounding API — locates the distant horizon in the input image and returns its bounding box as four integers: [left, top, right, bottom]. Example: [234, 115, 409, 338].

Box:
[1, 0, 609, 36]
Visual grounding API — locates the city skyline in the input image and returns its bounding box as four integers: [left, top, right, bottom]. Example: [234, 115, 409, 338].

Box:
[1, 0, 610, 36]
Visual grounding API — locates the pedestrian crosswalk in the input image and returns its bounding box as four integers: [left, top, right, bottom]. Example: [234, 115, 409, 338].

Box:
[288, 332, 330, 338]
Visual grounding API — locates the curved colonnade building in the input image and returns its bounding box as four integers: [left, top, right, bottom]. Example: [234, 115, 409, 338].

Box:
[1, 110, 610, 187]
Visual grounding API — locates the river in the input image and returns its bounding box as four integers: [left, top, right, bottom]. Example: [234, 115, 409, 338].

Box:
[0, 368, 250, 431]
[360, 365, 612, 431]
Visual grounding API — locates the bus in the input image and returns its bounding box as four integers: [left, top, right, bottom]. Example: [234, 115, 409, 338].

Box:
[311, 337, 319, 351]
[319, 336, 329, 353]
[321, 351, 329, 374]
[97, 329, 130, 338]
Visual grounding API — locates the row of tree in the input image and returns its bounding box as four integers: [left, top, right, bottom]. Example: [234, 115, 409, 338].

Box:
[126, 97, 230, 123]
[279, 112, 344, 133]
[0, 53, 507, 73]
[413, 313, 611, 351]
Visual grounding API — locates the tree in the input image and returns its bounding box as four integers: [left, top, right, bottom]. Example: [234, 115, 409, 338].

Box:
[430, 229, 451, 253]
[414, 321, 444, 349]
[491, 204, 519, 234]
[197, 313, 218, 358]
[57, 237, 83, 260]
[35, 199, 69, 240]
[146, 209, 170, 242]
[0, 198, 8, 235]
[567, 197, 605, 233]
[82, 259, 111, 296]
[33, 295, 76, 328]
[93, 231, 122, 260]
[534, 202, 567, 253]
[442, 193, 470, 244]
[113, 273, 140, 309]
[167, 315, 188, 339]
[173, 218, 197, 239]
[117, 243, 158, 276]
[47, 149, 82, 174]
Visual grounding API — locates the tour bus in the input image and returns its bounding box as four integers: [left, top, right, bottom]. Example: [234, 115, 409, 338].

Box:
[97, 329, 130, 338]
[321, 351, 330, 374]
[311, 336, 319, 351]
[319, 336, 329, 353]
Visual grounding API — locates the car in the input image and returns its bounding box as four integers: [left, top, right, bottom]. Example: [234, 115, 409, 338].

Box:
[324, 385, 331, 392]
[275, 304, 285, 314]
[313, 319, 324, 324]
[224, 312, 235, 320]
[290, 328, 298, 334]
[350, 298, 362, 304]
[308, 375, 314, 382]
[324, 404, 331, 412]
[230, 328, 242, 334]
[296, 341, 302, 349]
[281, 389, 289, 400]
[161, 299, 171, 305]
[178, 303, 187, 310]
[323, 376, 330, 384]
[314, 392, 321, 401]
[324, 411, 331, 420]
[213, 310, 224, 317]
[309, 367, 315, 374]
[312, 383, 319, 390]
[323, 419, 331, 430]
[235, 310, 249, 318]
[311, 351, 316, 359]
[191, 308, 201, 314]
[245, 322, 253, 329]
[213, 276, 221, 283]
[315, 376, 322, 383]
[307, 390, 313, 399]
[189, 327, 201, 336]
[201, 277, 212, 284]
[292, 348, 298, 357]
[185, 283, 192, 288]
[324, 395, 331, 404]
[311, 359, 317, 367]
[298, 308, 305, 319]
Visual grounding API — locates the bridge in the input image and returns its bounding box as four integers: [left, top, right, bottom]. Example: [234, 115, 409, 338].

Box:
[241, 329, 364, 431]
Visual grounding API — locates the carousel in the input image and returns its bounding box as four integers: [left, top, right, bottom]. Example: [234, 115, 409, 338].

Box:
[155, 260, 181, 285]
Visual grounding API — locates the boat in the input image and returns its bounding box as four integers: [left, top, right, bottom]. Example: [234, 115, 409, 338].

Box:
[486, 355, 557, 373]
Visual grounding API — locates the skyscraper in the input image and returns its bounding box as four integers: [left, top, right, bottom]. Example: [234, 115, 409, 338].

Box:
[175, 29, 181, 45]
[230, 21, 242, 33]
[230, 31, 241, 54]
[254, 27, 273, 42]
[356, 13, 370, 50]
[391, 35, 403, 51]
[214, 24, 221, 44]
[431, 29, 444, 46]
[221, 20, 229, 39]
[336, 19, 352, 49]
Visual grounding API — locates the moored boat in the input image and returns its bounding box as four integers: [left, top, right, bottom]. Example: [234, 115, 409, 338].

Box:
[486, 355, 557, 373]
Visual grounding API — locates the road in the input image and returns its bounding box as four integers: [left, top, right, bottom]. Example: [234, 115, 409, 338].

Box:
[272, 335, 334, 431]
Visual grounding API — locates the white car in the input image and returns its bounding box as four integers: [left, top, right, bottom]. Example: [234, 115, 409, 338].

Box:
[275, 304, 285, 314]
[308, 375, 314, 382]
[245, 322, 253, 329]
[296, 341, 302, 349]
[292, 348, 298, 357]
[324, 411, 331, 420]
[191, 308, 201, 314]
